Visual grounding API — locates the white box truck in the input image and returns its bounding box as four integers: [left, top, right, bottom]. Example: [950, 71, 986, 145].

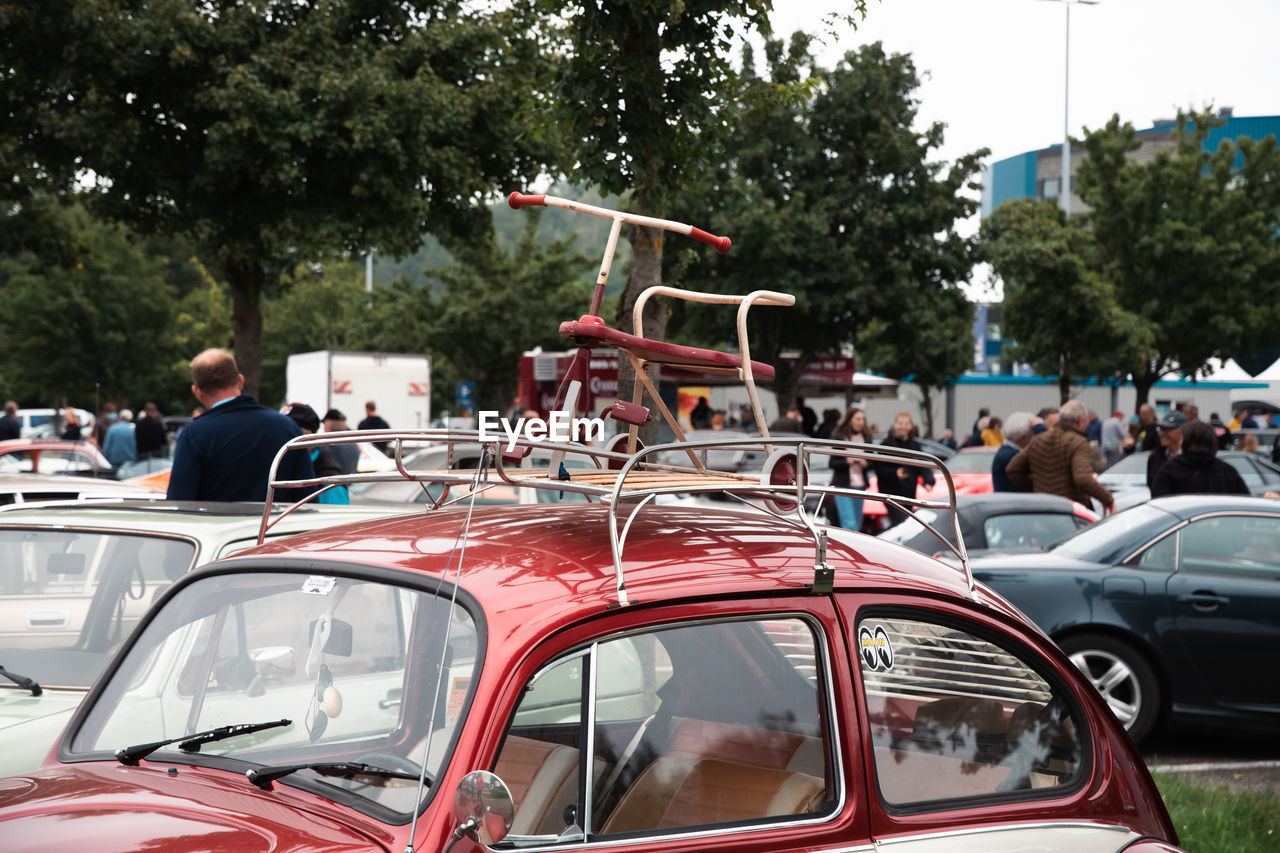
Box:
[285, 351, 431, 431]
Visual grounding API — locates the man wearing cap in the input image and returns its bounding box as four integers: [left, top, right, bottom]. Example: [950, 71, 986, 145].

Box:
[1145, 410, 1187, 490]
[168, 348, 314, 502]
[286, 403, 350, 504]
[1005, 399, 1115, 513]
[323, 409, 360, 475]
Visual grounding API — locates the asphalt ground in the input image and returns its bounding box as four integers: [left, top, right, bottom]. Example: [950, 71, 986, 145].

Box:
[1143, 731, 1280, 794]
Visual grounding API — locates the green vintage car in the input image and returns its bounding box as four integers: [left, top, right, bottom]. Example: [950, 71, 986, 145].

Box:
[0, 500, 407, 775]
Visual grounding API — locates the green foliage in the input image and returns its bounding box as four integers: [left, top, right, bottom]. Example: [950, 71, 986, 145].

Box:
[1076, 108, 1280, 403]
[3, 0, 559, 392]
[666, 38, 985, 411]
[423, 214, 594, 413]
[1153, 772, 1280, 852]
[0, 206, 184, 409]
[980, 198, 1152, 403]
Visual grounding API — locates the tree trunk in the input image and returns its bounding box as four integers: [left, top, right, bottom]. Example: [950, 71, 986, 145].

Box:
[615, 205, 667, 445]
[224, 257, 266, 400]
[918, 385, 936, 439]
[1132, 372, 1156, 408]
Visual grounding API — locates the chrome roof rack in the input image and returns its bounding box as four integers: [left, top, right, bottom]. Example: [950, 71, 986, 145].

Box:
[261, 429, 971, 605]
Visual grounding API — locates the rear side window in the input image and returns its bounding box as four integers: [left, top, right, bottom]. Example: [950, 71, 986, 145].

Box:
[491, 616, 835, 845]
[982, 512, 1080, 550]
[858, 615, 1084, 809]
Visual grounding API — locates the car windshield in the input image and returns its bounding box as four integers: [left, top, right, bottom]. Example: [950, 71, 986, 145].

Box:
[0, 528, 196, 689]
[69, 569, 478, 817]
[1049, 503, 1176, 563]
[946, 451, 995, 473]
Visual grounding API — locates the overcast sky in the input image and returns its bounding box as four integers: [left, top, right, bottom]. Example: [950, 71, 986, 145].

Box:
[773, 0, 1280, 166]
[767, 0, 1279, 296]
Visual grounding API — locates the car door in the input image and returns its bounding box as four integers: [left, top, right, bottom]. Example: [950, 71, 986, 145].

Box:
[483, 599, 870, 851]
[1166, 512, 1280, 711]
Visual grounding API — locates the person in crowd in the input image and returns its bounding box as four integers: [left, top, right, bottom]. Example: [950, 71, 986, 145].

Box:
[1151, 421, 1249, 498]
[872, 411, 935, 527]
[689, 396, 712, 430]
[91, 402, 118, 448]
[992, 412, 1035, 492]
[1131, 404, 1159, 453]
[0, 402, 18, 440]
[1145, 410, 1186, 489]
[285, 403, 349, 504]
[167, 348, 313, 501]
[323, 409, 360, 475]
[768, 407, 804, 434]
[1208, 412, 1233, 451]
[1242, 433, 1261, 457]
[797, 396, 818, 437]
[1034, 406, 1059, 435]
[134, 402, 168, 460]
[815, 408, 841, 440]
[1238, 407, 1260, 429]
[103, 408, 137, 467]
[738, 404, 756, 433]
[938, 428, 958, 451]
[1100, 410, 1129, 466]
[981, 415, 1004, 447]
[60, 407, 82, 441]
[709, 410, 727, 430]
[828, 406, 873, 531]
[1085, 410, 1102, 444]
[1006, 399, 1114, 513]
[358, 399, 392, 455]
[1183, 404, 1200, 423]
[962, 408, 990, 447]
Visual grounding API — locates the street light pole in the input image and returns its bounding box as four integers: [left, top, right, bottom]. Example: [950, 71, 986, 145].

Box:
[1042, 0, 1097, 216]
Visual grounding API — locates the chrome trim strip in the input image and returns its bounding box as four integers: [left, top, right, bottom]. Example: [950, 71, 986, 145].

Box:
[872, 821, 1136, 846]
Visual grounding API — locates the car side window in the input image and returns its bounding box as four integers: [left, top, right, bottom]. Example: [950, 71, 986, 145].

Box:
[1224, 456, 1263, 487]
[1133, 530, 1178, 570]
[1177, 515, 1280, 576]
[859, 615, 1084, 809]
[491, 617, 833, 846]
[982, 513, 1081, 550]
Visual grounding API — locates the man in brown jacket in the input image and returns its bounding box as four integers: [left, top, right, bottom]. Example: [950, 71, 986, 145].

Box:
[1006, 399, 1115, 513]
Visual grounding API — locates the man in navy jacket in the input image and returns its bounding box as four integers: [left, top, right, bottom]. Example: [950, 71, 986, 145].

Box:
[167, 349, 314, 501]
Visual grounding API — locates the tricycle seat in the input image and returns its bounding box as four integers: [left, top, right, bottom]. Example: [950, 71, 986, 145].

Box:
[559, 321, 776, 380]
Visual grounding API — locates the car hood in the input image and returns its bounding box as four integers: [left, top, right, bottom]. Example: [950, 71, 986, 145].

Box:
[0, 764, 396, 852]
[0, 688, 82, 776]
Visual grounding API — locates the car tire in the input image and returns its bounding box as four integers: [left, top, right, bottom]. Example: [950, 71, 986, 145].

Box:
[1059, 634, 1160, 744]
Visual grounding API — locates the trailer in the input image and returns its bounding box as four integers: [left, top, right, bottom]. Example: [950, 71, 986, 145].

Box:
[285, 351, 431, 431]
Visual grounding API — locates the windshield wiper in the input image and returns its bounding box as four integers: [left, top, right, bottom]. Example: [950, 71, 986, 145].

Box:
[116, 718, 291, 765]
[247, 760, 426, 790]
[0, 664, 41, 696]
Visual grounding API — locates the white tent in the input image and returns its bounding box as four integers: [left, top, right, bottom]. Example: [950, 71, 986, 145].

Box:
[1253, 355, 1280, 381]
[1190, 357, 1257, 382]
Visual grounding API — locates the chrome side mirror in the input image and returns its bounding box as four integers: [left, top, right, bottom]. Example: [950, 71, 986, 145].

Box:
[452, 770, 514, 845]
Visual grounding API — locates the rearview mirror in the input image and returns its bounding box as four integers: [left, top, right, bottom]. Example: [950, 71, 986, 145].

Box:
[308, 618, 352, 657]
[47, 553, 86, 575]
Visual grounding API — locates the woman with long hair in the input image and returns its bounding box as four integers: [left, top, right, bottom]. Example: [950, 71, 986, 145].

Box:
[829, 406, 872, 531]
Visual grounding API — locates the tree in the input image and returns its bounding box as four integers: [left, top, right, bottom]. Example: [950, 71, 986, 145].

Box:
[665, 38, 985, 415]
[0, 206, 180, 409]
[423, 216, 593, 413]
[3, 0, 557, 395]
[980, 198, 1152, 404]
[550, 0, 820, 437]
[1076, 109, 1280, 405]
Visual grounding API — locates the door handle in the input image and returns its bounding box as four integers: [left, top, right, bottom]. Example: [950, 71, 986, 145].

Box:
[1177, 591, 1230, 610]
[27, 611, 69, 628]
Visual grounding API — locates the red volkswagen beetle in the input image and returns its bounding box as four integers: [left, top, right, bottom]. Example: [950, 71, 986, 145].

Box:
[0, 433, 1180, 852]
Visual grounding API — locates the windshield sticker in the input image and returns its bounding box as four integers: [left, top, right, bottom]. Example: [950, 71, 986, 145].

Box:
[859, 625, 894, 671]
[301, 576, 337, 595]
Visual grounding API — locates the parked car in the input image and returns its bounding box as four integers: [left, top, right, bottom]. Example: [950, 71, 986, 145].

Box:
[880, 492, 1097, 558]
[0, 434, 1181, 852]
[0, 500, 409, 775]
[0, 438, 118, 478]
[0, 471, 160, 506]
[1098, 449, 1280, 510]
[14, 408, 95, 439]
[972, 494, 1280, 744]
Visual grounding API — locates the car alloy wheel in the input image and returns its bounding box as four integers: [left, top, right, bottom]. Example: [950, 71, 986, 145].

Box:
[1059, 634, 1160, 744]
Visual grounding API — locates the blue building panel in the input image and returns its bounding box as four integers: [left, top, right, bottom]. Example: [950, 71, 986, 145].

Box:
[984, 152, 1038, 215]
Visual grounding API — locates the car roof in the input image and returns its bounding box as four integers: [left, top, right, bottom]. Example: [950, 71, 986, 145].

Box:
[230, 503, 1018, 639]
[955, 492, 1077, 514]
[1143, 493, 1280, 519]
[0, 500, 407, 540]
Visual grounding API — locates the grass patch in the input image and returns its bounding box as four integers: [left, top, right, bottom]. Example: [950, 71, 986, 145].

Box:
[1153, 771, 1280, 852]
